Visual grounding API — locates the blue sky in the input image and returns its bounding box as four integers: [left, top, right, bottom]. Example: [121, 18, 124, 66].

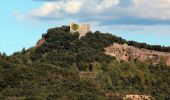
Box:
[1, 0, 170, 55]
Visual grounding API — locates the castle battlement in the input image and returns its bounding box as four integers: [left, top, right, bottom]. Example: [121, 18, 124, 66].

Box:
[70, 23, 90, 38]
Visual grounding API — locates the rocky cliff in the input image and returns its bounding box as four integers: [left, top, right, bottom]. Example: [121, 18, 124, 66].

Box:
[105, 43, 170, 66]
[35, 37, 45, 48]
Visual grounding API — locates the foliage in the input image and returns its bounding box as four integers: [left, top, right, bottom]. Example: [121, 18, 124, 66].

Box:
[71, 23, 79, 31]
[0, 26, 169, 99]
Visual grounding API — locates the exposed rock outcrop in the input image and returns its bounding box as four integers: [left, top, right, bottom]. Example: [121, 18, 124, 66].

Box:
[35, 37, 45, 48]
[123, 94, 154, 100]
[104, 92, 154, 100]
[105, 43, 170, 66]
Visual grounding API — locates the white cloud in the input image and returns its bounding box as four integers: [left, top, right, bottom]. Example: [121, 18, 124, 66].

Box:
[129, 0, 170, 20]
[64, 0, 83, 14]
[30, 2, 60, 17]
[17, 0, 170, 25]
[25, 0, 84, 19]
[94, 0, 119, 12]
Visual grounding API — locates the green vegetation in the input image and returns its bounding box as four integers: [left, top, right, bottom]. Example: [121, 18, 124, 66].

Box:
[71, 23, 79, 31]
[0, 26, 169, 99]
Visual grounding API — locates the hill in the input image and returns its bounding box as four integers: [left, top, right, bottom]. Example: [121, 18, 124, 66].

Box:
[0, 26, 169, 99]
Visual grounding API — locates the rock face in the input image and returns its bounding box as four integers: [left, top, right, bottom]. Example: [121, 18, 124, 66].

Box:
[105, 43, 170, 66]
[123, 94, 154, 100]
[70, 23, 90, 38]
[104, 92, 154, 100]
[36, 37, 45, 48]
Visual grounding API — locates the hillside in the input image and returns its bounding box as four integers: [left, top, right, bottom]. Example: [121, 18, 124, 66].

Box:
[0, 26, 170, 100]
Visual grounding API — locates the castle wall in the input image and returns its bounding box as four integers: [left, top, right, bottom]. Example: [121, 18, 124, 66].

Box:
[78, 24, 90, 37]
[70, 23, 90, 38]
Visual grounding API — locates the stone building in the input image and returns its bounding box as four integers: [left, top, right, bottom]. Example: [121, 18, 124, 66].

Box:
[70, 23, 90, 38]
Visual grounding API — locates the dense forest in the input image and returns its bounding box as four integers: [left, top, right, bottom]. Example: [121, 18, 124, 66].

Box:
[0, 26, 169, 99]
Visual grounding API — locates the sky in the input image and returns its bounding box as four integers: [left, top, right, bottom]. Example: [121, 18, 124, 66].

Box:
[1, 0, 170, 55]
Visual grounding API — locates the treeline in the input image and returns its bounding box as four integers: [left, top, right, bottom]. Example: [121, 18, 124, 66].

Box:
[60, 26, 170, 52]
[127, 40, 170, 52]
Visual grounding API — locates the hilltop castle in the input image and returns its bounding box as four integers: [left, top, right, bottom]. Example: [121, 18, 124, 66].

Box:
[70, 23, 90, 38]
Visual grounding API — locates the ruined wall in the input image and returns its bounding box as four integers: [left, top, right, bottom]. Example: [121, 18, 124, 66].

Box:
[70, 23, 90, 38]
[105, 43, 170, 66]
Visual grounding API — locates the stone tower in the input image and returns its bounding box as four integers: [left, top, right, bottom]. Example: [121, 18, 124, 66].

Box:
[70, 23, 90, 38]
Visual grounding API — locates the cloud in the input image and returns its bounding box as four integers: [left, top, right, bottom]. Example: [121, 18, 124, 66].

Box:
[17, 0, 170, 25]
[25, 0, 84, 20]
[94, 0, 119, 12]
[64, 0, 83, 14]
[128, 0, 170, 20]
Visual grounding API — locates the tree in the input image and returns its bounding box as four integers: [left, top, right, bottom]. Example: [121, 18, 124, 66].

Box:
[71, 23, 79, 31]
[22, 48, 26, 54]
[2, 52, 6, 57]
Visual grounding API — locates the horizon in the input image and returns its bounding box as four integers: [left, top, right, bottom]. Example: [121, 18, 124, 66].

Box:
[1, 0, 170, 55]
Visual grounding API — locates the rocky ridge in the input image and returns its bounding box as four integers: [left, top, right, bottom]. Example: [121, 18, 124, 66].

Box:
[105, 43, 170, 66]
[35, 37, 45, 48]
